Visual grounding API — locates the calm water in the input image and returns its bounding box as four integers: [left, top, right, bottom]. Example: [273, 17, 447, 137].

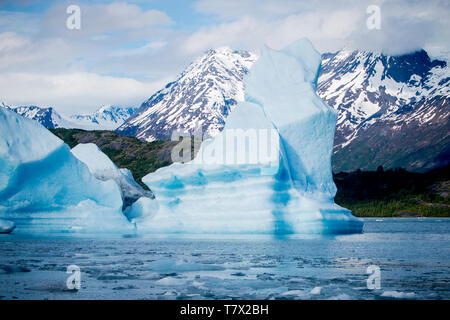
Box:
[0, 218, 449, 300]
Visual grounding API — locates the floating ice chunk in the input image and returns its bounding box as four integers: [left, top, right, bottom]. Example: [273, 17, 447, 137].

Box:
[147, 258, 225, 272]
[156, 277, 188, 286]
[71, 143, 156, 218]
[141, 38, 363, 234]
[0, 108, 131, 234]
[0, 218, 15, 233]
[281, 290, 308, 298]
[381, 291, 416, 299]
[123, 196, 158, 222]
[327, 293, 352, 300]
[310, 286, 322, 295]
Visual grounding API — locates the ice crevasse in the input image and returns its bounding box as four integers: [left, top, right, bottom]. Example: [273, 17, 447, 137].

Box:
[140, 38, 363, 234]
[0, 107, 132, 234]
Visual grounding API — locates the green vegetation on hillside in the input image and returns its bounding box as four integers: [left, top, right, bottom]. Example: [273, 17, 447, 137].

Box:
[50, 128, 177, 189]
[51, 128, 450, 217]
[334, 165, 450, 217]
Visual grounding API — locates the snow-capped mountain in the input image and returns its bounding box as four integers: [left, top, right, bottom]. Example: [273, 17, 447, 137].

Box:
[317, 49, 449, 172]
[6, 46, 446, 172]
[1, 103, 136, 131]
[70, 105, 137, 130]
[117, 46, 448, 172]
[117, 47, 258, 141]
[0, 103, 76, 129]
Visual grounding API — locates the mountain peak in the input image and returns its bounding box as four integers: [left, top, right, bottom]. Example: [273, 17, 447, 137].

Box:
[205, 46, 253, 58]
[1, 103, 136, 131]
[206, 46, 233, 54]
[118, 46, 448, 172]
[97, 105, 113, 113]
[70, 105, 137, 130]
[317, 47, 449, 172]
[117, 47, 258, 141]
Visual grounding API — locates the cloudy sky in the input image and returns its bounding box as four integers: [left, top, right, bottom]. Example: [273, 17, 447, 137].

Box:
[0, 0, 448, 115]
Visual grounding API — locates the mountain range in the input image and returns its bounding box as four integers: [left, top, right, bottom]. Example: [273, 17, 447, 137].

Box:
[116, 47, 257, 141]
[318, 49, 449, 172]
[69, 105, 137, 130]
[3, 46, 449, 173]
[0, 103, 136, 131]
[117, 47, 449, 172]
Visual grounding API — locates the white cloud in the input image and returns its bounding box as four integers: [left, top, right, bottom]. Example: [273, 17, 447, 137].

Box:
[0, 32, 76, 73]
[0, 10, 41, 34]
[95, 2, 173, 30]
[191, 0, 450, 56]
[0, 0, 448, 116]
[193, 0, 311, 20]
[0, 32, 29, 52]
[180, 9, 363, 55]
[110, 40, 167, 57]
[0, 72, 169, 115]
[42, 2, 173, 37]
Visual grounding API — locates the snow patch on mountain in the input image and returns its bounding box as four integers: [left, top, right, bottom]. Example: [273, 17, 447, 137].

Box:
[317, 49, 449, 151]
[117, 47, 258, 141]
[70, 105, 137, 130]
[0, 103, 136, 131]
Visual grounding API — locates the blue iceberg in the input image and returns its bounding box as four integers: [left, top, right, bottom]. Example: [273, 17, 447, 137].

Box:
[0, 218, 15, 233]
[141, 39, 363, 234]
[71, 143, 158, 222]
[0, 38, 363, 236]
[0, 107, 132, 234]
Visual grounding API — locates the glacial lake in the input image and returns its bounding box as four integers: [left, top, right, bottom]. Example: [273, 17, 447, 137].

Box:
[0, 218, 449, 300]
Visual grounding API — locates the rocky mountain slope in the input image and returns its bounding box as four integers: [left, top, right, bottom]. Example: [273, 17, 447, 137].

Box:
[116, 47, 257, 141]
[317, 49, 449, 172]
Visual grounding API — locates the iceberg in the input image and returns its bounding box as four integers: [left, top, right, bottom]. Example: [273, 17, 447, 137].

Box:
[140, 39, 363, 234]
[71, 143, 158, 221]
[0, 107, 131, 234]
[0, 218, 15, 233]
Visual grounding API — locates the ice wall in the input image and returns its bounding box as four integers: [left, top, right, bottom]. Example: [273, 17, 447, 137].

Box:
[71, 143, 158, 221]
[0, 108, 131, 234]
[141, 39, 363, 234]
[245, 40, 337, 198]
